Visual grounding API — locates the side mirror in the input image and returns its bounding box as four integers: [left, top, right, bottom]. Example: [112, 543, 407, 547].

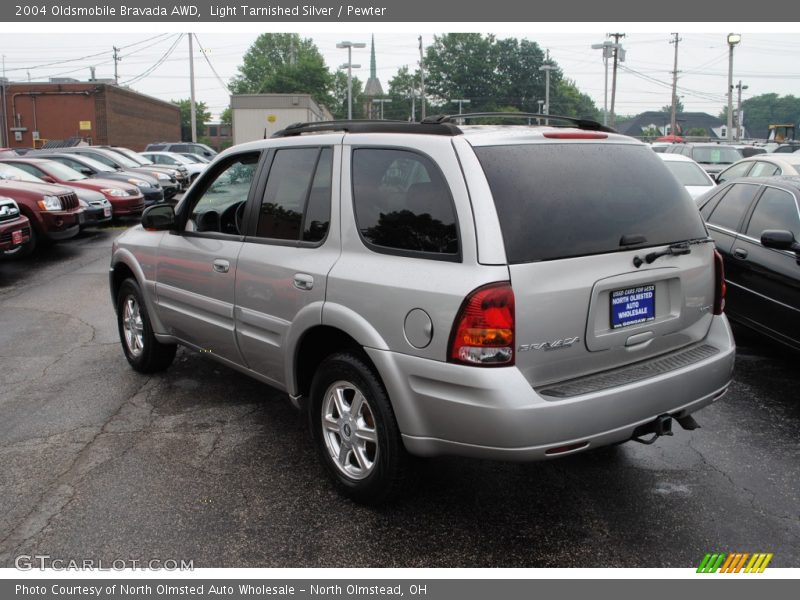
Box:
[761, 229, 800, 252]
[142, 204, 176, 231]
[41, 175, 57, 184]
[80, 168, 93, 176]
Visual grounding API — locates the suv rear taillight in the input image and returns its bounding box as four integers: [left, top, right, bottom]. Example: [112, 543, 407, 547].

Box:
[713, 249, 726, 315]
[449, 282, 515, 366]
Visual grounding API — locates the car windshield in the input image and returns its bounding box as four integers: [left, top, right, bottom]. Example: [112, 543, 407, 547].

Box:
[663, 161, 713, 187]
[168, 154, 193, 165]
[691, 146, 742, 165]
[100, 151, 139, 168]
[113, 149, 150, 165]
[0, 163, 45, 183]
[40, 161, 87, 182]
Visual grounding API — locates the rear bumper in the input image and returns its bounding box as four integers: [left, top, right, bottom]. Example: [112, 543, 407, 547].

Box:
[368, 315, 735, 461]
[0, 216, 31, 250]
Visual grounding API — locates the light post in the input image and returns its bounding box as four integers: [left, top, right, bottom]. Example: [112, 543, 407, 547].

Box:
[736, 81, 748, 141]
[726, 33, 741, 143]
[371, 98, 392, 120]
[337, 40, 366, 120]
[591, 41, 614, 126]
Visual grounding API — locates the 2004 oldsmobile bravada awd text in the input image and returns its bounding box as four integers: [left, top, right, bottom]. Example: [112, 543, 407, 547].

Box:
[110, 115, 735, 503]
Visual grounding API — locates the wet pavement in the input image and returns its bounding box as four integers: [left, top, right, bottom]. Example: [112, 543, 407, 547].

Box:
[0, 227, 798, 568]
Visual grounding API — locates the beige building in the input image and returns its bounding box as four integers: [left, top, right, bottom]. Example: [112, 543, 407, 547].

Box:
[230, 94, 333, 144]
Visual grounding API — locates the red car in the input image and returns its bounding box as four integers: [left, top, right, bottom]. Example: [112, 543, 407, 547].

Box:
[0, 157, 145, 217]
[0, 196, 31, 256]
[0, 164, 82, 257]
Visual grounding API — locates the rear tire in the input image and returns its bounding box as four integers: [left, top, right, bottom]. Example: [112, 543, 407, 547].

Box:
[309, 352, 409, 504]
[116, 278, 176, 373]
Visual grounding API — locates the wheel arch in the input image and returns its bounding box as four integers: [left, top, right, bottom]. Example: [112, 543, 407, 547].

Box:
[110, 250, 168, 335]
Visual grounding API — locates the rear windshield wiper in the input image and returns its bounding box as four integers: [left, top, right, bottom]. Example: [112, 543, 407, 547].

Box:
[633, 238, 711, 268]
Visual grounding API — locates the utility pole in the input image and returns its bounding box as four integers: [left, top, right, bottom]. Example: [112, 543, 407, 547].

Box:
[591, 41, 614, 126]
[189, 33, 197, 143]
[608, 33, 625, 129]
[726, 33, 741, 143]
[736, 81, 748, 141]
[539, 49, 554, 121]
[419, 36, 426, 120]
[1, 55, 7, 147]
[670, 33, 681, 137]
[113, 46, 120, 85]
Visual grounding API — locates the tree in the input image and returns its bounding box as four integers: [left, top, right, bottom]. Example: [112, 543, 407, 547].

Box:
[383, 65, 421, 121]
[220, 107, 232, 127]
[330, 70, 365, 119]
[660, 98, 685, 114]
[422, 33, 598, 119]
[171, 99, 211, 142]
[229, 33, 333, 106]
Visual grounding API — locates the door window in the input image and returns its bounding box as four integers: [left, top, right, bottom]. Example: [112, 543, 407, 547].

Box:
[716, 161, 752, 184]
[186, 152, 259, 235]
[706, 183, 760, 232]
[745, 187, 800, 239]
[748, 162, 780, 178]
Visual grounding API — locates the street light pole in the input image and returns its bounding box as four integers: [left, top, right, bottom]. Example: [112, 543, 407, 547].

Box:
[726, 33, 741, 143]
[337, 41, 366, 120]
[736, 80, 748, 141]
[539, 50, 553, 122]
[591, 41, 614, 126]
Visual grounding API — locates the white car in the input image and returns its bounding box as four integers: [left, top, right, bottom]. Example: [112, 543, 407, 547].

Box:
[658, 152, 716, 201]
[140, 151, 206, 182]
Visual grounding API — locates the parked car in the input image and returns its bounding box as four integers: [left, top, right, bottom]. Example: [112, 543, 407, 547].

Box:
[658, 153, 716, 200]
[732, 145, 767, 158]
[111, 116, 735, 503]
[0, 157, 144, 217]
[145, 141, 217, 159]
[32, 147, 182, 199]
[140, 151, 206, 183]
[715, 154, 800, 185]
[31, 153, 165, 206]
[665, 143, 743, 176]
[98, 146, 190, 190]
[77, 195, 113, 228]
[177, 153, 211, 164]
[0, 196, 32, 256]
[0, 163, 82, 256]
[696, 176, 800, 349]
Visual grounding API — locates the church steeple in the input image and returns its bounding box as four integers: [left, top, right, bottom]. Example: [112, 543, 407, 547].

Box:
[363, 33, 384, 106]
[370, 34, 377, 80]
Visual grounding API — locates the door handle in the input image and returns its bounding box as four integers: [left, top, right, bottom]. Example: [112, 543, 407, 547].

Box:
[212, 259, 230, 273]
[294, 273, 314, 291]
[733, 248, 748, 260]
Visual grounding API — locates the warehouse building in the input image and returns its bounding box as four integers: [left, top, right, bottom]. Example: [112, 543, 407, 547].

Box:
[0, 80, 181, 150]
[231, 93, 333, 144]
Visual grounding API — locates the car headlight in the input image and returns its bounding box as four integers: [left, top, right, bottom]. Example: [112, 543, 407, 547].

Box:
[100, 188, 127, 197]
[152, 172, 170, 181]
[38, 195, 62, 211]
[127, 178, 150, 187]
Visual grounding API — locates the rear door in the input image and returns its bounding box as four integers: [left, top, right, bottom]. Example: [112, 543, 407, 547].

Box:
[472, 141, 715, 386]
[233, 140, 342, 386]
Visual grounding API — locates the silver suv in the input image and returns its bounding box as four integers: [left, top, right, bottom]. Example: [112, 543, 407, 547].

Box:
[110, 115, 736, 503]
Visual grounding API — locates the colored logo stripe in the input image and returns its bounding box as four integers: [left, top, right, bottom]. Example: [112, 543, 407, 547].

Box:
[697, 552, 773, 573]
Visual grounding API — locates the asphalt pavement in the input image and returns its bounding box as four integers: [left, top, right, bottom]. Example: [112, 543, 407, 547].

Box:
[0, 226, 798, 568]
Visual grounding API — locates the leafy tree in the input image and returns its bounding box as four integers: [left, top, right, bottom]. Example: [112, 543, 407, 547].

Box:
[171, 99, 211, 142]
[660, 98, 685, 114]
[422, 33, 597, 119]
[229, 33, 333, 106]
[220, 107, 232, 126]
[330, 70, 365, 119]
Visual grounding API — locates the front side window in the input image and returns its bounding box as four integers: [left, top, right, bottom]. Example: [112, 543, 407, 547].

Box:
[351, 148, 458, 257]
[746, 187, 800, 239]
[187, 153, 259, 235]
[716, 161, 752, 184]
[748, 162, 780, 178]
[255, 147, 332, 243]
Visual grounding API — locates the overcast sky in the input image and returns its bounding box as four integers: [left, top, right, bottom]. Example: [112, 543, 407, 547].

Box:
[2, 24, 799, 122]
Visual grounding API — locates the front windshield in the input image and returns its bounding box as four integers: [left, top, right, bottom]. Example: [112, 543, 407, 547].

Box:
[691, 146, 742, 165]
[0, 163, 45, 183]
[115, 148, 151, 165]
[98, 151, 138, 168]
[41, 161, 87, 182]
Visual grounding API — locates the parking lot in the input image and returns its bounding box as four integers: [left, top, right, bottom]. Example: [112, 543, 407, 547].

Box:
[0, 225, 798, 568]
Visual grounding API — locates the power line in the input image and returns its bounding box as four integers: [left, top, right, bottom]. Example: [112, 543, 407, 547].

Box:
[193, 33, 231, 94]
[121, 34, 184, 87]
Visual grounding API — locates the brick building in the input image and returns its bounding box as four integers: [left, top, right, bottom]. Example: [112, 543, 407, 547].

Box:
[1, 81, 180, 151]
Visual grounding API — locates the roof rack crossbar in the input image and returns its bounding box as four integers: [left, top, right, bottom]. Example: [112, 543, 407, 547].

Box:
[422, 112, 616, 133]
[272, 119, 462, 138]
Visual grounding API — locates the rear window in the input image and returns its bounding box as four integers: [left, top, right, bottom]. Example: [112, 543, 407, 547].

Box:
[663, 160, 713, 187]
[473, 143, 707, 263]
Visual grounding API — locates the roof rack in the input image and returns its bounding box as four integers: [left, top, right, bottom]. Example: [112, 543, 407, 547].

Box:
[272, 119, 463, 138]
[422, 112, 616, 133]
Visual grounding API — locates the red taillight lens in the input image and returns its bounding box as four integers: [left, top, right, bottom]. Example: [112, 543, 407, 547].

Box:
[449, 282, 515, 366]
[713, 249, 726, 315]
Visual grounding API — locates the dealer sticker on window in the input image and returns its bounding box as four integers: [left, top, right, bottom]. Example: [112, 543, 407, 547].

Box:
[611, 284, 656, 329]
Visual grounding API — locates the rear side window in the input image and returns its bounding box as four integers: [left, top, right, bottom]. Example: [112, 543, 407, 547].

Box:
[352, 148, 459, 258]
[706, 183, 760, 232]
[473, 143, 707, 263]
[748, 162, 780, 177]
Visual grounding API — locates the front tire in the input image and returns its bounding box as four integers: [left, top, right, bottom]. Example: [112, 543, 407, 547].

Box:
[116, 278, 176, 373]
[309, 352, 409, 504]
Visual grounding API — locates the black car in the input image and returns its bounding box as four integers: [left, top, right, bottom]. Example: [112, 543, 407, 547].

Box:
[696, 176, 800, 349]
[30, 153, 165, 205]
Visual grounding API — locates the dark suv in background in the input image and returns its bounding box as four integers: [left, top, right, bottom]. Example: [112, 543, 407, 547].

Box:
[666, 143, 743, 177]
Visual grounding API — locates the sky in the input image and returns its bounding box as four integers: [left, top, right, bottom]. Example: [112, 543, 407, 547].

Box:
[2, 24, 800, 122]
